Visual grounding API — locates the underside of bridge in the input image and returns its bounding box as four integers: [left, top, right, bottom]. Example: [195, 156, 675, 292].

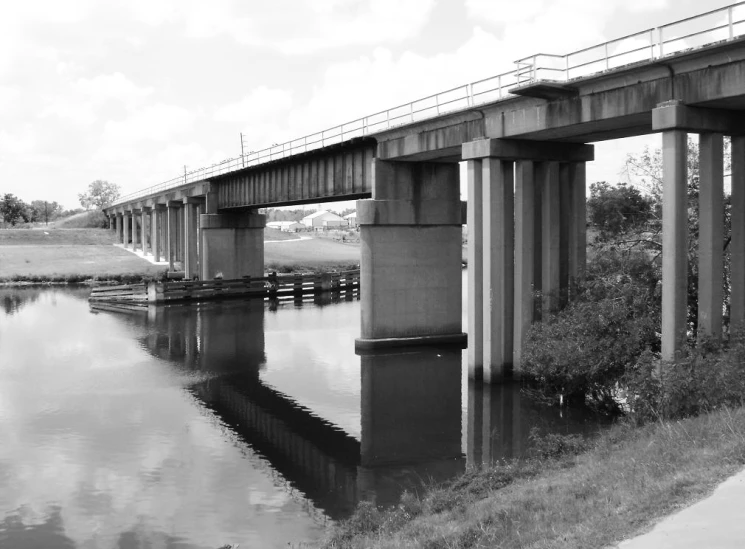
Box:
[106, 37, 745, 383]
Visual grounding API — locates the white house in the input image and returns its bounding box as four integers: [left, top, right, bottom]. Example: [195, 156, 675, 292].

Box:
[301, 210, 346, 229]
[344, 211, 358, 228]
[267, 220, 304, 232]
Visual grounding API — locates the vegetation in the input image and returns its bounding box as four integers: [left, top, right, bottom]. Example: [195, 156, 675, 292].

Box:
[321, 406, 745, 549]
[78, 179, 121, 210]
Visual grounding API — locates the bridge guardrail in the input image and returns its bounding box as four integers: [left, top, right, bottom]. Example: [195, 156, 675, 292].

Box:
[112, 1, 745, 208]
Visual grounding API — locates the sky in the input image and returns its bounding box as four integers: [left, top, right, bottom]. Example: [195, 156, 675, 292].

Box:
[0, 0, 737, 210]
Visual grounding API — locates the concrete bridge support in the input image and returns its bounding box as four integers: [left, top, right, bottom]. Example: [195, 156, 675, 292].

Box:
[652, 102, 736, 357]
[123, 211, 131, 249]
[132, 209, 142, 252]
[167, 202, 182, 272]
[115, 214, 123, 244]
[141, 207, 151, 256]
[151, 205, 164, 262]
[183, 198, 203, 279]
[462, 139, 592, 382]
[355, 160, 465, 350]
[200, 211, 265, 280]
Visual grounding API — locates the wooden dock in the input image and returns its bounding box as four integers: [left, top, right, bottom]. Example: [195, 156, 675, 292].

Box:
[88, 270, 360, 306]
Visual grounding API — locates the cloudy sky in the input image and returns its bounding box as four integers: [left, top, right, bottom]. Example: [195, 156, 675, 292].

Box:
[0, 0, 735, 209]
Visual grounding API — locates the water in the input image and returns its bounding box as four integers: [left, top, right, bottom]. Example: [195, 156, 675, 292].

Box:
[0, 286, 605, 548]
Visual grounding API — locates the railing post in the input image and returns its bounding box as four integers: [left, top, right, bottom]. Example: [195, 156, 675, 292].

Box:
[240, 132, 245, 168]
[321, 130, 325, 147]
[341, 123, 344, 142]
[410, 102, 415, 123]
[183, 165, 187, 185]
[658, 27, 664, 57]
[729, 6, 735, 40]
[565, 55, 570, 80]
[435, 94, 440, 115]
[650, 29, 655, 59]
[497, 75, 502, 98]
[304, 135, 308, 153]
[604, 43, 610, 71]
[465, 84, 472, 106]
[386, 109, 391, 129]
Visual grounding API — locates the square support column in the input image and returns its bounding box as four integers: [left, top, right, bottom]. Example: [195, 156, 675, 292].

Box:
[731, 137, 745, 337]
[661, 130, 689, 360]
[200, 212, 265, 280]
[141, 207, 151, 256]
[567, 162, 587, 292]
[355, 160, 465, 351]
[539, 162, 561, 316]
[483, 158, 514, 383]
[123, 212, 131, 249]
[183, 198, 202, 279]
[698, 133, 724, 340]
[514, 160, 536, 375]
[467, 159, 484, 380]
[167, 202, 181, 272]
[114, 214, 122, 244]
[132, 210, 141, 251]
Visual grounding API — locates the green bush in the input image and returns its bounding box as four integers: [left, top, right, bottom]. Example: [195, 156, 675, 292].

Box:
[624, 341, 745, 423]
[521, 251, 660, 411]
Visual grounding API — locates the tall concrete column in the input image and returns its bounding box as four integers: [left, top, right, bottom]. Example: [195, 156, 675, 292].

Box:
[567, 162, 587, 293]
[483, 158, 514, 383]
[183, 198, 202, 279]
[732, 137, 745, 337]
[200, 211, 265, 280]
[141, 207, 151, 256]
[540, 162, 561, 316]
[132, 210, 142, 251]
[466, 159, 484, 379]
[167, 202, 181, 271]
[514, 160, 536, 375]
[152, 205, 165, 262]
[698, 133, 724, 340]
[355, 160, 465, 350]
[114, 214, 122, 244]
[123, 211, 131, 249]
[661, 130, 689, 360]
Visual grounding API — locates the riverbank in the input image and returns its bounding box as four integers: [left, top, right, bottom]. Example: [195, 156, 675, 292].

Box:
[320, 405, 745, 549]
[0, 228, 359, 284]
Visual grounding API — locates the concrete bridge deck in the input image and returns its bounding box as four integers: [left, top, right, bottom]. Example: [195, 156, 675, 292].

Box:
[104, 2, 745, 381]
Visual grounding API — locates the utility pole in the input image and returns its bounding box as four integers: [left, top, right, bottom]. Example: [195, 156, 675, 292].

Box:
[44, 201, 48, 225]
[240, 133, 246, 167]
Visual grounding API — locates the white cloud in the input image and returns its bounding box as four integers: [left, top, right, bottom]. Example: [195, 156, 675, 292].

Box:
[214, 86, 293, 125]
[101, 104, 196, 145]
[128, 0, 436, 54]
[75, 73, 153, 108]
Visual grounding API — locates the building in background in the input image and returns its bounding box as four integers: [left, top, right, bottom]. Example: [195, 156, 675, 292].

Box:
[301, 210, 346, 230]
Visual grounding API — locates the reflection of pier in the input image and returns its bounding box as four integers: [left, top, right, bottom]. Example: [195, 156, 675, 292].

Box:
[467, 382, 606, 466]
[92, 300, 464, 519]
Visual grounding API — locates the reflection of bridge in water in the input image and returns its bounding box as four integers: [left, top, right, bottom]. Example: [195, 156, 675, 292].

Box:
[92, 299, 465, 520]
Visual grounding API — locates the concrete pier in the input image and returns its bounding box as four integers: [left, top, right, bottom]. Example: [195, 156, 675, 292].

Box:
[183, 198, 202, 279]
[462, 139, 592, 380]
[698, 133, 724, 340]
[732, 137, 745, 337]
[123, 211, 131, 249]
[466, 160, 484, 379]
[355, 160, 465, 350]
[661, 130, 689, 360]
[200, 212, 265, 280]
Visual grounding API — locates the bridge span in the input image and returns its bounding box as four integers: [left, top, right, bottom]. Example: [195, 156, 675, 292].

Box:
[105, 3, 745, 381]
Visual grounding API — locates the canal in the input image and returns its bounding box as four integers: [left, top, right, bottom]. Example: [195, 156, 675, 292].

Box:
[0, 285, 605, 548]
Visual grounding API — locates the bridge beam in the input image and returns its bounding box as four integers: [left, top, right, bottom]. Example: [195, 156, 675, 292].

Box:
[355, 160, 465, 350]
[200, 212, 265, 280]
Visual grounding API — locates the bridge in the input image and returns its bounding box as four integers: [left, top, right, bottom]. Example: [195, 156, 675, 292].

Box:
[105, 2, 745, 381]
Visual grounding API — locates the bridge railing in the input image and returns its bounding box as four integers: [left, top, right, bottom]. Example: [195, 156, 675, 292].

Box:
[516, 2, 745, 82]
[111, 2, 745, 208]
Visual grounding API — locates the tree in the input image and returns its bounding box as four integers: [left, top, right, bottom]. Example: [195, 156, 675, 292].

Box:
[0, 194, 30, 226]
[588, 181, 654, 240]
[27, 200, 63, 223]
[78, 180, 121, 210]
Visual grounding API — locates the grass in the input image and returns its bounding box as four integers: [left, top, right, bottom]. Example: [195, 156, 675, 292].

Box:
[54, 210, 107, 228]
[0, 227, 359, 283]
[321, 406, 745, 549]
[265, 237, 360, 272]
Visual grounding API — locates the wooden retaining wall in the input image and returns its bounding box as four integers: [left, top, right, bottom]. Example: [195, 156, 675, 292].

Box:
[89, 270, 360, 305]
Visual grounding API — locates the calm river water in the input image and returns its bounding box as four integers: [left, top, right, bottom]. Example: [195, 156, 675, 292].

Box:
[0, 285, 604, 548]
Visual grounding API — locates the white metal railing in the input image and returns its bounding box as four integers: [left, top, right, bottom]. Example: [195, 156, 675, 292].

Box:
[112, 1, 745, 207]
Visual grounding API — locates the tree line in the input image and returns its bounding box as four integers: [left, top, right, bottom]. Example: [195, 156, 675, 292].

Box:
[1, 180, 121, 227]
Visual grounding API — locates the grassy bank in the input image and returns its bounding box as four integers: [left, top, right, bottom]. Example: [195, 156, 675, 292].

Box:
[0, 228, 358, 283]
[321, 406, 745, 549]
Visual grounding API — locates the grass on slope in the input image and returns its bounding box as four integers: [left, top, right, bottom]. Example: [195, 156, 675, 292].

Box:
[265, 237, 360, 272]
[322, 407, 745, 549]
